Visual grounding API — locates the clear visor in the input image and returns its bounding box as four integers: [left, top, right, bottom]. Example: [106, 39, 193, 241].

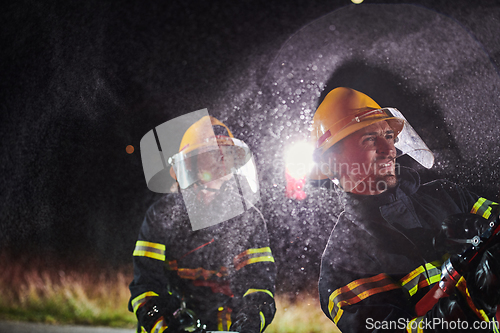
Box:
[169, 138, 257, 191]
[170, 138, 260, 231]
[338, 107, 434, 169]
[386, 107, 435, 169]
[325, 107, 434, 192]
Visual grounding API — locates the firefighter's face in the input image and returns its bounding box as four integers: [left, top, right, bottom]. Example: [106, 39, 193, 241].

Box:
[324, 120, 397, 195]
[191, 146, 234, 204]
[195, 147, 235, 184]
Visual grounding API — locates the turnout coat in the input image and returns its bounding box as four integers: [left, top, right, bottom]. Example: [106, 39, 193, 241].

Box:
[319, 167, 499, 332]
[129, 183, 276, 332]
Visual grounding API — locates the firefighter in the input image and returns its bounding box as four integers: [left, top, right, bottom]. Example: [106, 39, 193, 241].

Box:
[311, 87, 500, 332]
[129, 116, 276, 333]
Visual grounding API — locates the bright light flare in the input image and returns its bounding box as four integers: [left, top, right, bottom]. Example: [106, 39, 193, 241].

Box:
[351, 0, 364, 4]
[284, 141, 316, 179]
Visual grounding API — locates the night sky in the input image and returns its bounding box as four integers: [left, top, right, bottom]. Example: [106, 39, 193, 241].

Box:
[2, 0, 500, 290]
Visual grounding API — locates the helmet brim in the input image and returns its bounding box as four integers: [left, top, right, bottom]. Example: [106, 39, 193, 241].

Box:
[310, 117, 404, 180]
[169, 138, 252, 189]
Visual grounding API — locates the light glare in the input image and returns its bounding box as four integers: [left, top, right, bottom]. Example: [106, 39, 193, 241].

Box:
[284, 141, 315, 179]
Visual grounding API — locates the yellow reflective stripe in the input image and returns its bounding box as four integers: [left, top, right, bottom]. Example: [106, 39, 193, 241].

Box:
[133, 241, 166, 261]
[407, 317, 424, 333]
[133, 250, 165, 261]
[471, 197, 487, 215]
[328, 273, 399, 324]
[217, 307, 223, 331]
[234, 247, 274, 270]
[400, 261, 442, 297]
[483, 206, 493, 219]
[131, 291, 159, 314]
[136, 240, 165, 251]
[400, 261, 441, 286]
[243, 288, 274, 299]
[236, 256, 275, 270]
[234, 247, 273, 259]
[328, 259, 444, 325]
[427, 273, 441, 287]
[217, 306, 232, 331]
[470, 197, 498, 219]
[405, 272, 441, 297]
[248, 247, 272, 255]
[152, 318, 168, 333]
[456, 277, 490, 322]
[259, 311, 265, 333]
[333, 307, 344, 324]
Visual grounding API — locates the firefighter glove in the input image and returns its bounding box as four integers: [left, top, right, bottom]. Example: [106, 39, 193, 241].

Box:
[230, 293, 275, 333]
[465, 243, 500, 317]
[424, 292, 489, 332]
[136, 295, 181, 333]
[230, 305, 261, 333]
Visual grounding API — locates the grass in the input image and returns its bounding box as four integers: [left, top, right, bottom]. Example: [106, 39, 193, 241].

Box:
[0, 251, 340, 332]
[266, 292, 341, 333]
[0, 251, 136, 328]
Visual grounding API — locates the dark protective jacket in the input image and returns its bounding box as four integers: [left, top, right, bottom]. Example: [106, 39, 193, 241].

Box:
[319, 167, 499, 332]
[129, 181, 276, 332]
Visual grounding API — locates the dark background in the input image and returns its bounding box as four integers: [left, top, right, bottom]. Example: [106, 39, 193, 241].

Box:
[2, 0, 500, 292]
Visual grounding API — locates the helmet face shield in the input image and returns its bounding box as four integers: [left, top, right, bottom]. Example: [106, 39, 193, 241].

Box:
[171, 138, 260, 231]
[169, 138, 253, 190]
[328, 107, 434, 170]
[170, 145, 221, 190]
[385, 108, 435, 169]
[140, 110, 261, 230]
[310, 107, 434, 192]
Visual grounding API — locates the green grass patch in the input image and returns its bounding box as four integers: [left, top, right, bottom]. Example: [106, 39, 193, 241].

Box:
[266, 292, 341, 333]
[0, 252, 136, 328]
[0, 251, 340, 332]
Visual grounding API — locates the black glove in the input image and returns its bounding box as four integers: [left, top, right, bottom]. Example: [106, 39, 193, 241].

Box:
[466, 243, 500, 317]
[434, 213, 490, 255]
[230, 293, 276, 333]
[423, 292, 490, 333]
[231, 304, 261, 333]
[136, 295, 181, 333]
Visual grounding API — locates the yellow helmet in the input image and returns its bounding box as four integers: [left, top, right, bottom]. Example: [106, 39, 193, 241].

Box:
[311, 87, 404, 155]
[177, 115, 236, 155]
[169, 115, 250, 188]
[309, 87, 405, 180]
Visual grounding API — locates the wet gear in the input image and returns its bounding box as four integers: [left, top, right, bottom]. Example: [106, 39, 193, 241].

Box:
[318, 167, 499, 332]
[466, 243, 500, 317]
[230, 292, 276, 333]
[129, 188, 276, 333]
